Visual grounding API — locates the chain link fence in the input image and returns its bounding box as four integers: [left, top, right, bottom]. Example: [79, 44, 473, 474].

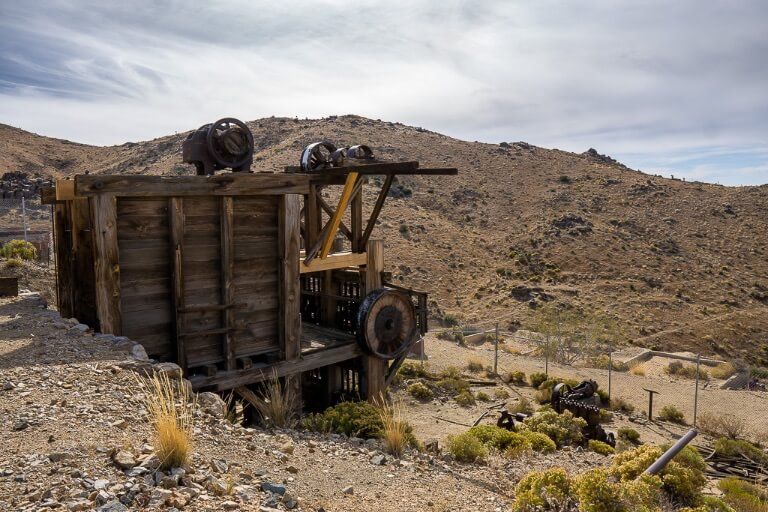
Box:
[428, 319, 768, 443]
[0, 197, 54, 265]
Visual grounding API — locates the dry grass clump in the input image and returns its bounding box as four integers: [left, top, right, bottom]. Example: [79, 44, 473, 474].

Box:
[610, 396, 635, 413]
[137, 371, 196, 470]
[493, 388, 510, 400]
[697, 412, 746, 439]
[510, 397, 534, 415]
[630, 364, 646, 376]
[455, 390, 476, 406]
[378, 400, 410, 457]
[253, 373, 300, 428]
[407, 381, 434, 400]
[466, 356, 485, 373]
[710, 362, 737, 380]
[665, 361, 709, 380]
[4, 257, 23, 268]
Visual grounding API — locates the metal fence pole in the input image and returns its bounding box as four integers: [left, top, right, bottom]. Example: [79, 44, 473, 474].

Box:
[693, 353, 701, 427]
[21, 196, 28, 242]
[545, 337, 549, 376]
[493, 322, 499, 375]
[608, 351, 613, 403]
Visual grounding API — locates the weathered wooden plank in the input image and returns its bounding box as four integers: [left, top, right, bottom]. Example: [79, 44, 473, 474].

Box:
[92, 194, 122, 334]
[117, 198, 168, 217]
[56, 179, 76, 200]
[54, 202, 73, 316]
[189, 342, 362, 390]
[300, 251, 367, 274]
[279, 194, 301, 361]
[76, 173, 310, 197]
[0, 277, 18, 297]
[363, 239, 386, 402]
[70, 197, 98, 328]
[351, 183, 362, 252]
[169, 197, 186, 371]
[40, 186, 57, 205]
[221, 196, 235, 370]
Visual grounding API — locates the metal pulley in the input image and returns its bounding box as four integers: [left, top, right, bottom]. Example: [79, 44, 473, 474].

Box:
[182, 117, 254, 175]
[356, 288, 417, 360]
[299, 142, 376, 172]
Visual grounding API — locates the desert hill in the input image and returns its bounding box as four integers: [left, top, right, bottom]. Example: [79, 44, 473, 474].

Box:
[1, 116, 767, 363]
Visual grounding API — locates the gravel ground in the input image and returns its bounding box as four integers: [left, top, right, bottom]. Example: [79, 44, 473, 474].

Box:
[0, 295, 613, 512]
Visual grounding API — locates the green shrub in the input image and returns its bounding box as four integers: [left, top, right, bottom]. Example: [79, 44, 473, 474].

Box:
[442, 313, 460, 327]
[504, 433, 533, 459]
[493, 388, 510, 400]
[658, 405, 686, 424]
[476, 391, 491, 402]
[4, 258, 23, 268]
[447, 431, 487, 463]
[522, 409, 586, 447]
[588, 354, 629, 372]
[435, 367, 470, 395]
[596, 388, 609, 404]
[610, 396, 635, 413]
[510, 397, 534, 415]
[714, 438, 768, 465]
[617, 427, 640, 444]
[519, 430, 556, 454]
[610, 444, 706, 506]
[302, 401, 383, 438]
[455, 390, 475, 406]
[588, 439, 615, 455]
[398, 362, 429, 379]
[407, 381, 434, 401]
[437, 328, 465, 344]
[710, 362, 736, 380]
[0, 239, 37, 260]
[665, 361, 709, 380]
[598, 409, 613, 423]
[699, 495, 737, 512]
[574, 468, 661, 512]
[467, 425, 521, 451]
[440, 366, 463, 379]
[529, 372, 548, 388]
[466, 357, 485, 373]
[718, 477, 768, 511]
[512, 468, 575, 512]
[507, 370, 527, 385]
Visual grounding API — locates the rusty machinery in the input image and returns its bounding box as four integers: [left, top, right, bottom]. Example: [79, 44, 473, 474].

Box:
[498, 379, 616, 446]
[300, 141, 420, 363]
[183, 118, 254, 175]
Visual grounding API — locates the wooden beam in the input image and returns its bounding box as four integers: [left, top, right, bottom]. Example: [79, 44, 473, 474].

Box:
[55, 179, 76, 200]
[91, 194, 122, 335]
[319, 172, 359, 259]
[40, 186, 57, 205]
[363, 239, 387, 402]
[220, 196, 235, 370]
[285, 162, 458, 176]
[361, 174, 394, 248]
[189, 342, 363, 390]
[305, 184, 322, 249]
[300, 251, 367, 273]
[279, 194, 302, 361]
[169, 197, 186, 369]
[316, 193, 352, 241]
[75, 173, 310, 197]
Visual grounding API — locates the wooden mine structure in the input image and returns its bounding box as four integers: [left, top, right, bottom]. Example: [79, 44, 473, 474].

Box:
[44, 156, 456, 409]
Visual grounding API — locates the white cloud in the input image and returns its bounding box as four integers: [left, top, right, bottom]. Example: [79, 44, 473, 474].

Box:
[0, 0, 766, 184]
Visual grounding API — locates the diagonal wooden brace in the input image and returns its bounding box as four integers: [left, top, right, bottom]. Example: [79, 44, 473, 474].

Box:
[319, 171, 360, 259]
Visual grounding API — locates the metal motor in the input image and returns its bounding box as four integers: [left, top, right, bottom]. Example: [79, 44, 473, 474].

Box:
[182, 117, 254, 175]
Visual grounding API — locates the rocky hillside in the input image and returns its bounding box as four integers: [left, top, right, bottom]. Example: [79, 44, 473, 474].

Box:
[1, 117, 767, 363]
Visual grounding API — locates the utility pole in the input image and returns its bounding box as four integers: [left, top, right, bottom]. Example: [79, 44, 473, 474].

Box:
[21, 195, 28, 242]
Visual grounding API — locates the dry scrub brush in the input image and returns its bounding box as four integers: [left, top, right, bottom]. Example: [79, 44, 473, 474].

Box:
[254, 372, 300, 428]
[137, 371, 196, 470]
[378, 399, 410, 457]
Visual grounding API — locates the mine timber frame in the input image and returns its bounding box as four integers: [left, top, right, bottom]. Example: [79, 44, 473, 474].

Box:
[43, 160, 456, 404]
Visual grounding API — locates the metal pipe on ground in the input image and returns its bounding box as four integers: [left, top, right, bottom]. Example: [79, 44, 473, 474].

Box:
[643, 429, 698, 476]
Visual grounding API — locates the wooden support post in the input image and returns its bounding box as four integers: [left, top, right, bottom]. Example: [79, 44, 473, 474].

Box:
[54, 202, 74, 318]
[70, 198, 98, 327]
[351, 183, 362, 252]
[221, 196, 235, 370]
[279, 194, 302, 362]
[91, 194, 122, 335]
[169, 198, 186, 370]
[363, 239, 386, 402]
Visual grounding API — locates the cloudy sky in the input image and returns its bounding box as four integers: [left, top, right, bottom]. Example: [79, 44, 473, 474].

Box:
[1, 1, 766, 185]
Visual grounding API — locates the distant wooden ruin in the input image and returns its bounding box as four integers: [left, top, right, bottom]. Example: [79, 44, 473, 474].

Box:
[43, 145, 456, 409]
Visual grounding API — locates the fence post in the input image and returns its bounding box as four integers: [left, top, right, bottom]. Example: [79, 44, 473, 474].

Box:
[545, 337, 549, 377]
[693, 353, 701, 427]
[493, 322, 499, 375]
[22, 196, 28, 242]
[608, 350, 613, 403]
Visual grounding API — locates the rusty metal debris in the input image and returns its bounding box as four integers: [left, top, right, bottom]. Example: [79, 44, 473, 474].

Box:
[552, 380, 615, 446]
[299, 142, 377, 172]
[182, 117, 254, 175]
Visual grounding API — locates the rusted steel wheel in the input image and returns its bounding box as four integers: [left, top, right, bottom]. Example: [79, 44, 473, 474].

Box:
[356, 288, 417, 360]
[206, 118, 253, 169]
[300, 141, 338, 172]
